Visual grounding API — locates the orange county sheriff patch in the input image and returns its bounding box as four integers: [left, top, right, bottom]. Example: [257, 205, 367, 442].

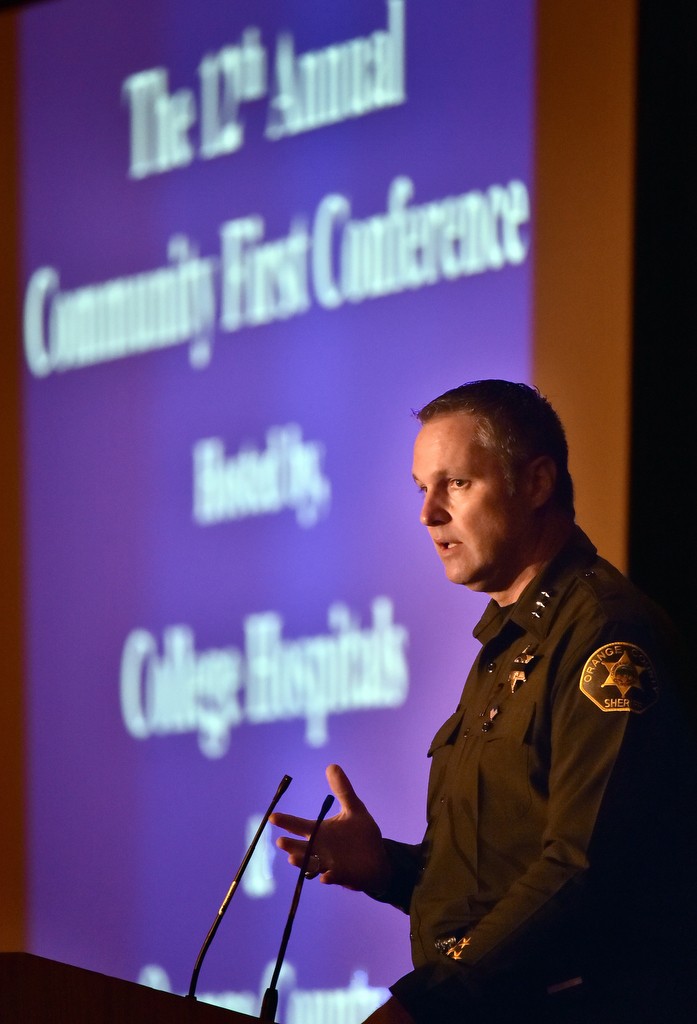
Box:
[580, 642, 659, 713]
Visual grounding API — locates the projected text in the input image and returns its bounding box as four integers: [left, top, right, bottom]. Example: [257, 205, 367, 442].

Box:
[193, 425, 331, 528]
[24, 176, 529, 376]
[120, 597, 409, 756]
[123, 0, 405, 177]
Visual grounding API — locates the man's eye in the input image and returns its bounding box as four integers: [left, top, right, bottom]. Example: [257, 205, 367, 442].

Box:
[451, 479, 466, 488]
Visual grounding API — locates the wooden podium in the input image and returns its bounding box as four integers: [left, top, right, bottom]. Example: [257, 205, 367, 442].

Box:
[0, 952, 262, 1023]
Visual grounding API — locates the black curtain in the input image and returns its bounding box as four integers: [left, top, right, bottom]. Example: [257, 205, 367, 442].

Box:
[630, 0, 697, 642]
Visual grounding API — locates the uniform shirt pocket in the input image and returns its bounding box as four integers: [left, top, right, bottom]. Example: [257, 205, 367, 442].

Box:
[477, 699, 538, 822]
[426, 707, 466, 822]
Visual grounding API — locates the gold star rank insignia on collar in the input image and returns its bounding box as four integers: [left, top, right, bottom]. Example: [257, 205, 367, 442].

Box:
[509, 644, 536, 693]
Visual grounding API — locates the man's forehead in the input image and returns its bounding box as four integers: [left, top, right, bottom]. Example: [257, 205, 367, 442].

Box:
[413, 412, 478, 451]
[412, 413, 486, 475]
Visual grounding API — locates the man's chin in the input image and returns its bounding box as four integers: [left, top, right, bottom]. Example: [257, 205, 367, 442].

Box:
[442, 563, 469, 587]
[443, 564, 487, 591]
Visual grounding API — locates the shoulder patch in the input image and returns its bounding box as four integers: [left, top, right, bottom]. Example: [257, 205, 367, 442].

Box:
[580, 642, 659, 713]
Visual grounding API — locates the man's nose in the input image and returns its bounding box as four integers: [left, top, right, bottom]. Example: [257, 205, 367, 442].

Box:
[420, 492, 448, 526]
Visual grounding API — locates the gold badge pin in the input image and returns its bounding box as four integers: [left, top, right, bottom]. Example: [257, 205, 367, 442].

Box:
[509, 645, 535, 693]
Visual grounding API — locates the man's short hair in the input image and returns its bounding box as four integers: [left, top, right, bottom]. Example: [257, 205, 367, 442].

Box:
[416, 379, 575, 516]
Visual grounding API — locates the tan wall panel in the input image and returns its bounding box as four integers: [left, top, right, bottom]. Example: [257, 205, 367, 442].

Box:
[0, 7, 26, 951]
[534, 0, 637, 570]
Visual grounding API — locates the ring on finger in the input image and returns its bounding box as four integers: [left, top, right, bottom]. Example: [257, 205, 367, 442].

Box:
[304, 853, 321, 879]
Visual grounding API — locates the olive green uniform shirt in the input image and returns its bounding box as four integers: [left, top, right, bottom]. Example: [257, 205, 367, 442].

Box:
[378, 527, 697, 1022]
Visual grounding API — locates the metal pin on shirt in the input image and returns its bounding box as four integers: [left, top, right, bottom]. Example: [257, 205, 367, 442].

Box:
[509, 645, 535, 692]
[481, 705, 500, 732]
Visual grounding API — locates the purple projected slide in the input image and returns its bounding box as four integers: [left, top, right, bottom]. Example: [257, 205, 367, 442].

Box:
[19, 1, 534, 1019]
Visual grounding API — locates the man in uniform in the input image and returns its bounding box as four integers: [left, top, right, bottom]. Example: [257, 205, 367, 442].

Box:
[271, 380, 697, 1023]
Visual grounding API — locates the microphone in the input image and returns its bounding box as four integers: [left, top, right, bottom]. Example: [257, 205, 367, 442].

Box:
[187, 773, 293, 1000]
[259, 792, 335, 1022]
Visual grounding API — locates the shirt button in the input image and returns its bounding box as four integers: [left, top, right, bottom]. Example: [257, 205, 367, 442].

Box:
[486, 661, 496, 672]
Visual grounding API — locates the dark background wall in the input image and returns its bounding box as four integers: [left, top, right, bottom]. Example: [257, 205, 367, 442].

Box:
[630, 0, 697, 643]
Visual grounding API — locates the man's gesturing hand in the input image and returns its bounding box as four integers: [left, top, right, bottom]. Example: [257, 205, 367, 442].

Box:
[269, 763, 392, 893]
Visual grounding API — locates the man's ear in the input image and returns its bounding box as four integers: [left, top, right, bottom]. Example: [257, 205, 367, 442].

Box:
[526, 455, 557, 509]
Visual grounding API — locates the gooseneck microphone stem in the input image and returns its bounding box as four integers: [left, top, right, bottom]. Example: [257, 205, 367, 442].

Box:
[259, 792, 335, 1022]
[187, 774, 293, 1000]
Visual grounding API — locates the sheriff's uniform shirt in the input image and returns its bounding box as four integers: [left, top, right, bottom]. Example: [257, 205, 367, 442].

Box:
[377, 527, 697, 1022]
